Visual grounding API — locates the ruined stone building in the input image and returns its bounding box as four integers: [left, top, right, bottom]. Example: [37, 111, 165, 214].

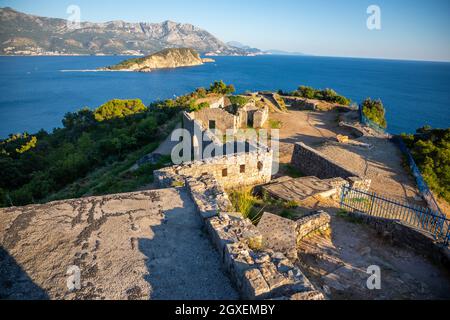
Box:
[180, 95, 270, 162]
[185, 96, 269, 135]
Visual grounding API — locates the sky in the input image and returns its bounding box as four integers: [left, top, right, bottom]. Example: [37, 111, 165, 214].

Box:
[1, 0, 449, 61]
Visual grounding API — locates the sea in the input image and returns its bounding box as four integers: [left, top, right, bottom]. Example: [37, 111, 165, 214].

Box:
[0, 55, 449, 138]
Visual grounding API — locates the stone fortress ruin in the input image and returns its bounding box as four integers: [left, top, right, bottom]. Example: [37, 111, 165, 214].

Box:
[184, 95, 269, 136]
[1, 91, 449, 300]
[153, 91, 450, 300]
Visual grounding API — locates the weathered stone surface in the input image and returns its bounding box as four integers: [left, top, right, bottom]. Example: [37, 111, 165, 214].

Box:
[241, 268, 270, 300]
[290, 143, 372, 192]
[296, 210, 331, 241]
[288, 291, 326, 300]
[259, 262, 292, 291]
[0, 189, 238, 300]
[348, 176, 372, 192]
[257, 212, 297, 253]
[263, 176, 348, 202]
[155, 146, 273, 190]
[185, 174, 232, 219]
[205, 216, 238, 256]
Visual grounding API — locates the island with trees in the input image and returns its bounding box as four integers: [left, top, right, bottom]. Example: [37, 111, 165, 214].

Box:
[100, 48, 214, 72]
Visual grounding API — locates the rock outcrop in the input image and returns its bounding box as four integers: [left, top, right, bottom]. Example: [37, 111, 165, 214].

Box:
[101, 48, 212, 72]
[0, 188, 238, 300]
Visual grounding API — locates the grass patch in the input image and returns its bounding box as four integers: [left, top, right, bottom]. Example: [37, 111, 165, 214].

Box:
[229, 188, 263, 223]
[229, 188, 306, 224]
[336, 208, 362, 224]
[269, 119, 283, 129]
[171, 181, 185, 188]
[279, 164, 304, 178]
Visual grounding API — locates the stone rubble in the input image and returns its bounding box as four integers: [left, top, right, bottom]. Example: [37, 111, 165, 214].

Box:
[156, 170, 326, 300]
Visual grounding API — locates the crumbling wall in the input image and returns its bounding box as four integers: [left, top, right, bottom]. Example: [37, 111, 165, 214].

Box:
[283, 97, 317, 110]
[253, 107, 269, 128]
[182, 111, 223, 159]
[190, 108, 238, 133]
[183, 174, 325, 300]
[257, 211, 331, 252]
[155, 146, 273, 189]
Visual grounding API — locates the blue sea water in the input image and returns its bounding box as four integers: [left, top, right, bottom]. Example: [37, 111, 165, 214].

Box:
[0, 55, 449, 138]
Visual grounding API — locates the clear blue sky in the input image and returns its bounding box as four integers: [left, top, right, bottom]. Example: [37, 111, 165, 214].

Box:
[1, 0, 449, 61]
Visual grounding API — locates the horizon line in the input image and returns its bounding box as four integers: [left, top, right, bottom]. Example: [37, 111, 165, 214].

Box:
[1, 6, 449, 63]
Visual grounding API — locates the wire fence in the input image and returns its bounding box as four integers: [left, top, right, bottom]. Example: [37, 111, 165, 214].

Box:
[340, 185, 450, 245]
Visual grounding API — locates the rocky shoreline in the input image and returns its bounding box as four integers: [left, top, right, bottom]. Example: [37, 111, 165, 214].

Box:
[99, 48, 214, 73]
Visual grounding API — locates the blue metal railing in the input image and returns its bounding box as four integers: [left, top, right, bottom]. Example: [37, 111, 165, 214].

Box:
[358, 104, 444, 216]
[340, 185, 450, 245]
[391, 136, 444, 216]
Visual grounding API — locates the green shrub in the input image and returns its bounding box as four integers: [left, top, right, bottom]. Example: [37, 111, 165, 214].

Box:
[269, 119, 282, 129]
[361, 98, 387, 128]
[94, 99, 147, 122]
[229, 96, 250, 108]
[402, 127, 450, 203]
[208, 80, 235, 95]
[294, 86, 351, 105]
[0, 99, 178, 207]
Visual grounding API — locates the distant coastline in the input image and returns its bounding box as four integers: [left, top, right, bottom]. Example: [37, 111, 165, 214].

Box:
[3, 53, 450, 64]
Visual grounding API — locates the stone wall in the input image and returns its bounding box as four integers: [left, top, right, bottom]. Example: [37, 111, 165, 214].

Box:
[257, 211, 331, 252]
[155, 146, 273, 189]
[182, 111, 223, 159]
[183, 174, 325, 300]
[189, 108, 239, 133]
[346, 211, 450, 269]
[291, 142, 371, 191]
[209, 96, 225, 109]
[291, 142, 358, 179]
[237, 109, 248, 128]
[283, 97, 317, 110]
[296, 211, 331, 242]
[253, 107, 269, 128]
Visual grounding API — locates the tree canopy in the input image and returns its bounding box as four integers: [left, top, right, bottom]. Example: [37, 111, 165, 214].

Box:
[0, 99, 177, 207]
[293, 85, 351, 105]
[208, 80, 235, 95]
[94, 99, 147, 122]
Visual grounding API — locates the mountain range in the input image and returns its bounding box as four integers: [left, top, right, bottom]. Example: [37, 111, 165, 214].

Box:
[0, 7, 265, 56]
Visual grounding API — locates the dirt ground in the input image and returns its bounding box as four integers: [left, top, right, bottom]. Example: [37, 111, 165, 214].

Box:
[270, 109, 425, 205]
[266, 107, 450, 299]
[294, 198, 450, 300]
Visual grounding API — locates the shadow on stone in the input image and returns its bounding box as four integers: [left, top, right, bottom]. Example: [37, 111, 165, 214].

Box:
[0, 247, 49, 300]
[138, 190, 238, 300]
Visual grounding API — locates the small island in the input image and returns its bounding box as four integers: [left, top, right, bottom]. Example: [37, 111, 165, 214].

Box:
[99, 48, 214, 72]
